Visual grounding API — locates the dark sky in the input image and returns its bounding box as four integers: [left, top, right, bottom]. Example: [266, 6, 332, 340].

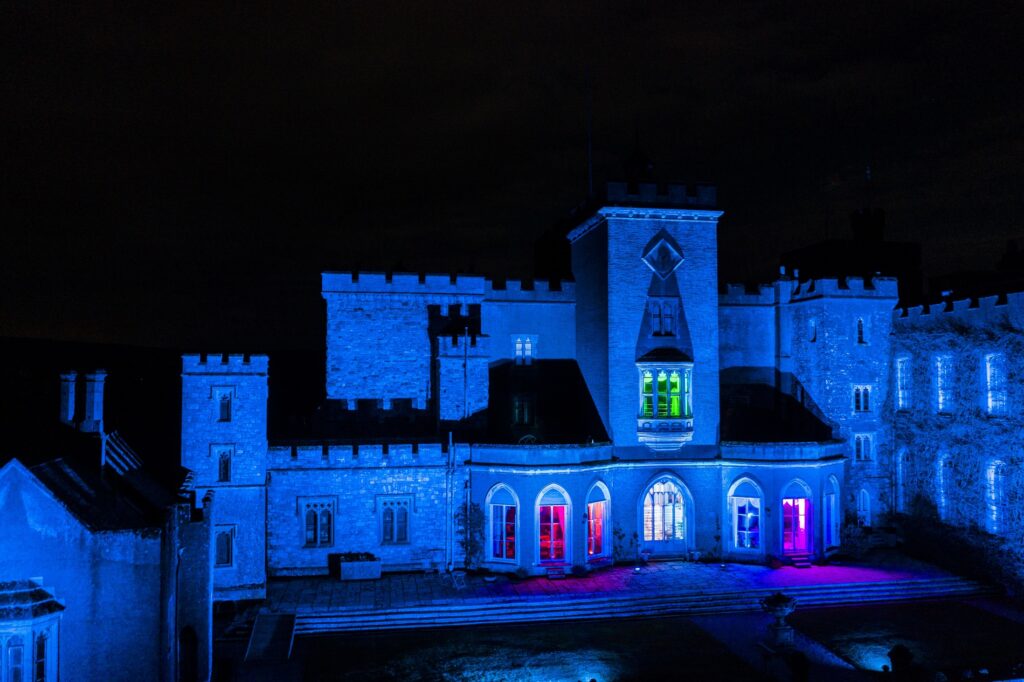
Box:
[3, 2, 1023, 350]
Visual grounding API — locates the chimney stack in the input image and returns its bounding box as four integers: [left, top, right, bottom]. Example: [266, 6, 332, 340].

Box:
[59, 372, 78, 426]
[80, 370, 107, 433]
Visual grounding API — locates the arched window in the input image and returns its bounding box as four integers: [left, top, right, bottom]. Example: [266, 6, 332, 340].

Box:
[643, 479, 686, 543]
[857, 489, 871, 527]
[319, 509, 332, 545]
[302, 498, 335, 547]
[824, 476, 840, 548]
[487, 485, 518, 561]
[729, 478, 762, 550]
[809, 318, 817, 343]
[586, 483, 609, 558]
[986, 460, 1006, 534]
[537, 486, 569, 562]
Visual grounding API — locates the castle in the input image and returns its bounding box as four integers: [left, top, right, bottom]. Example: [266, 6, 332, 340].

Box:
[181, 180, 1016, 604]
[4, 181, 1021, 681]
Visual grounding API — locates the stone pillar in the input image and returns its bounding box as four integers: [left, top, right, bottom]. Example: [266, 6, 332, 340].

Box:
[59, 371, 77, 426]
[80, 370, 107, 433]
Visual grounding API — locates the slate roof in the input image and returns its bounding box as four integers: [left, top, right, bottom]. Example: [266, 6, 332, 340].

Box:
[0, 580, 64, 621]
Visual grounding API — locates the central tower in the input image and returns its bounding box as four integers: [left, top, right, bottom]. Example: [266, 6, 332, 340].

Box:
[569, 182, 722, 451]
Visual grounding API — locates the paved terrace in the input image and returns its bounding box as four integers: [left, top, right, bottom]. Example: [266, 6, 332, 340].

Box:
[266, 554, 957, 614]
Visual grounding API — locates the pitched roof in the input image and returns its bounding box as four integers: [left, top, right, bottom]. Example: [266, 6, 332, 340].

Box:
[0, 580, 64, 621]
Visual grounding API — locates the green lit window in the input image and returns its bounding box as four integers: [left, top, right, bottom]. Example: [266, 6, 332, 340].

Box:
[669, 371, 681, 417]
[657, 371, 669, 416]
[684, 371, 693, 417]
[642, 371, 654, 416]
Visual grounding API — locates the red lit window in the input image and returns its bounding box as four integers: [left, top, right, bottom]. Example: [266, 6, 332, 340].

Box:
[539, 504, 566, 561]
[587, 501, 605, 556]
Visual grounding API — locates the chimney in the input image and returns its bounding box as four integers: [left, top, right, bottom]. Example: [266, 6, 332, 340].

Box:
[59, 372, 78, 426]
[80, 370, 107, 433]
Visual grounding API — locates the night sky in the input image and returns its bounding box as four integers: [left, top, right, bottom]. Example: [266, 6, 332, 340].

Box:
[3, 2, 1023, 350]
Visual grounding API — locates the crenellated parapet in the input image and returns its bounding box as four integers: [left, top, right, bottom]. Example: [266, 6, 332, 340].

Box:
[321, 271, 486, 302]
[182, 353, 269, 374]
[719, 283, 777, 307]
[268, 442, 448, 469]
[786, 276, 899, 303]
[895, 291, 1024, 328]
[605, 181, 717, 208]
[437, 334, 490, 357]
[485, 279, 575, 302]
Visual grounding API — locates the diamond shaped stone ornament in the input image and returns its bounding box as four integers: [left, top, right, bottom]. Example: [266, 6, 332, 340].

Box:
[642, 231, 684, 279]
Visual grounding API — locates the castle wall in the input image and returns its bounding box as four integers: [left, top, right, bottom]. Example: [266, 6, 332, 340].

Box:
[719, 284, 776, 383]
[482, 280, 576, 361]
[572, 220, 610, 432]
[322, 273, 486, 407]
[266, 444, 464, 575]
[891, 294, 1024, 587]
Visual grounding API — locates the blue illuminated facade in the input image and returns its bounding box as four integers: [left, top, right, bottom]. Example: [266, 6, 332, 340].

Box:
[180, 182, 936, 599]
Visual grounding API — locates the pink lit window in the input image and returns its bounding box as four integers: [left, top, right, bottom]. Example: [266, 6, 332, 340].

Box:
[587, 501, 605, 556]
[782, 497, 810, 553]
[539, 504, 566, 561]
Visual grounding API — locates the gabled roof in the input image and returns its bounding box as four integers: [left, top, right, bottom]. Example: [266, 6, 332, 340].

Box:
[0, 580, 64, 621]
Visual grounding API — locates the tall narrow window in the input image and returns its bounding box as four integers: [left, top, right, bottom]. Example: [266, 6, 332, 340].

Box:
[8, 640, 24, 682]
[538, 487, 568, 561]
[985, 353, 1007, 415]
[523, 337, 533, 364]
[936, 355, 954, 413]
[656, 371, 669, 417]
[895, 451, 907, 513]
[896, 357, 911, 410]
[33, 635, 45, 682]
[853, 385, 872, 412]
[218, 393, 232, 422]
[857, 489, 871, 527]
[217, 447, 232, 483]
[733, 497, 760, 549]
[662, 303, 675, 336]
[856, 318, 866, 344]
[641, 371, 654, 417]
[512, 395, 533, 425]
[809, 318, 817, 343]
[986, 460, 1006, 534]
[587, 496, 607, 557]
[937, 456, 953, 521]
[301, 498, 336, 549]
[215, 527, 233, 567]
[854, 434, 872, 461]
[380, 498, 410, 544]
[305, 509, 318, 546]
[514, 337, 524, 364]
[669, 371, 682, 417]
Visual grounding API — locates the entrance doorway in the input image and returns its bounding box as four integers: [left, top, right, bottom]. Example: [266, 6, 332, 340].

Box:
[782, 497, 810, 553]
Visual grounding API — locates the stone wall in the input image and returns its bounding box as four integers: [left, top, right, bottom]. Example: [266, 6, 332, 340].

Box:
[181, 353, 269, 600]
[266, 444, 464, 574]
[891, 294, 1024, 589]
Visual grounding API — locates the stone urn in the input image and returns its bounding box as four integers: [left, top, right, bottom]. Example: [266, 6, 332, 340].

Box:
[760, 591, 797, 648]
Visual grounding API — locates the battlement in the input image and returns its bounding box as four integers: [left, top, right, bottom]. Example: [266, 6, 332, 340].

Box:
[438, 334, 490, 356]
[485, 279, 575, 302]
[322, 272, 486, 297]
[605, 181, 717, 208]
[720, 283, 777, 307]
[267, 442, 448, 469]
[896, 290, 1024, 326]
[787, 276, 899, 302]
[182, 353, 269, 374]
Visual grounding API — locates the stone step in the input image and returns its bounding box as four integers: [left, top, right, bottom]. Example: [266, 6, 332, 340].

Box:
[287, 576, 983, 618]
[292, 578, 994, 634]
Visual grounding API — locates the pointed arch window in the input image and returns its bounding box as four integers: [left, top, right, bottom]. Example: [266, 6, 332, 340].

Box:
[729, 479, 762, 550]
[643, 480, 685, 542]
[641, 371, 654, 417]
[380, 497, 411, 544]
[538, 487, 568, 562]
[857, 489, 871, 527]
[487, 485, 518, 561]
[586, 484, 609, 557]
[301, 498, 335, 548]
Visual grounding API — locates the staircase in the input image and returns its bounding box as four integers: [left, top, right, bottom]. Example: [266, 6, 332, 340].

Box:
[290, 575, 996, 635]
[244, 614, 295, 663]
[788, 553, 813, 569]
